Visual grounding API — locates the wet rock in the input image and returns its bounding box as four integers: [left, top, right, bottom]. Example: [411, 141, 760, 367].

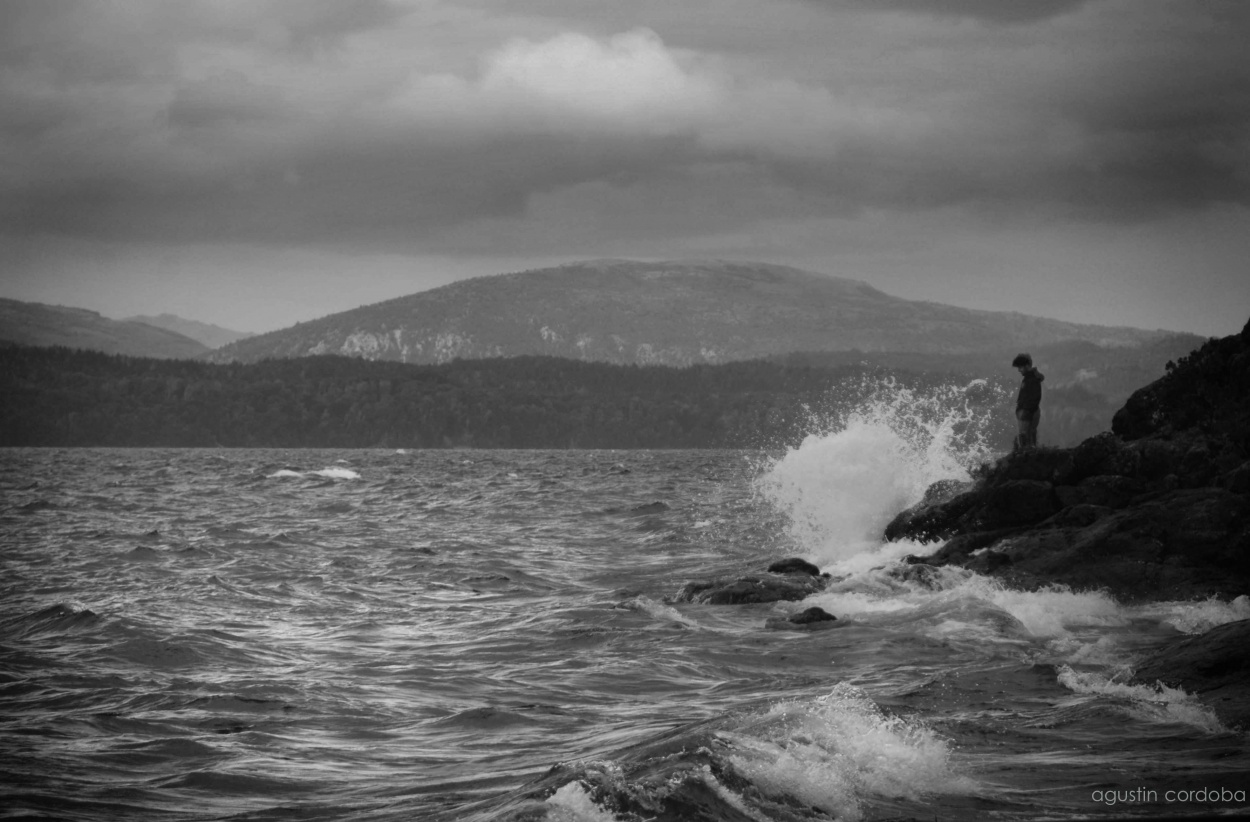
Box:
[1038, 503, 1113, 530]
[920, 478, 974, 506]
[1223, 460, 1250, 494]
[765, 606, 840, 631]
[885, 317, 1250, 602]
[1053, 475, 1144, 509]
[964, 550, 1012, 574]
[929, 528, 1022, 565]
[1069, 432, 1124, 482]
[675, 573, 828, 605]
[883, 488, 980, 544]
[766, 557, 822, 577]
[950, 489, 1250, 602]
[884, 562, 945, 588]
[964, 480, 1059, 530]
[985, 447, 1075, 485]
[1131, 619, 1250, 729]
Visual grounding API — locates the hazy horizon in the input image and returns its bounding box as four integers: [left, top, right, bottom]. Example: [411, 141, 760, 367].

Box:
[2, 1, 1247, 337]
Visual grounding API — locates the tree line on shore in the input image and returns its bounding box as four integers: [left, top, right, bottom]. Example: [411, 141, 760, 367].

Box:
[0, 344, 1121, 450]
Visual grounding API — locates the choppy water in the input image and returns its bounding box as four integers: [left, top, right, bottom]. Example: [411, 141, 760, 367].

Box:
[3, 391, 1249, 820]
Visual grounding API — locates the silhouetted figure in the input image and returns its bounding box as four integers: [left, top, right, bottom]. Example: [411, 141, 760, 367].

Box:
[1012, 353, 1044, 451]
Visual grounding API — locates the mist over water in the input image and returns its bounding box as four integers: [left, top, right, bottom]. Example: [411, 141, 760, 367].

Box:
[2, 378, 1248, 821]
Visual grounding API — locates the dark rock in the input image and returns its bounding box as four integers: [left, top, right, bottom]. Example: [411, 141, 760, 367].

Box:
[788, 606, 837, 624]
[1113, 325, 1250, 445]
[884, 488, 981, 543]
[885, 562, 945, 588]
[978, 489, 1249, 602]
[921, 478, 974, 506]
[1131, 619, 1250, 729]
[962, 480, 1059, 530]
[765, 606, 840, 631]
[675, 574, 828, 605]
[883, 318, 1250, 602]
[929, 528, 1022, 565]
[1069, 432, 1125, 482]
[1224, 460, 1250, 494]
[1038, 503, 1113, 529]
[986, 447, 1075, 485]
[1054, 475, 1145, 509]
[965, 550, 1012, 574]
[766, 557, 822, 576]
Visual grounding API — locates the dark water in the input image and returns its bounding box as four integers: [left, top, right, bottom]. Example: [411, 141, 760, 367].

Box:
[2, 438, 1248, 821]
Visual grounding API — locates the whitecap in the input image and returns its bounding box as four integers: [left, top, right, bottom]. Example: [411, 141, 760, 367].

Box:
[1056, 665, 1225, 733]
[724, 682, 977, 822]
[545, 778, 625, 822]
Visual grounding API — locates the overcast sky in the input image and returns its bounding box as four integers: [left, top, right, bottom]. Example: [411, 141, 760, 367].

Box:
[1, 0, 1247, 336]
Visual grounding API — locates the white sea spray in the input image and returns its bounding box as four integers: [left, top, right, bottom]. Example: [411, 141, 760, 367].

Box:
[544, 781, 624, 822]
[757, 376, 1004, 567]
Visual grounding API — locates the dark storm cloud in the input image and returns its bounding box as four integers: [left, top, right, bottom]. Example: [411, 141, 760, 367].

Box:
[833, 0, 1099, 24]
[1, 0, 1248, 250]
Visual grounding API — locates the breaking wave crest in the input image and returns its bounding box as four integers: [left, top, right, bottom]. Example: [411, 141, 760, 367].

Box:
[757, 376, 1005, 567]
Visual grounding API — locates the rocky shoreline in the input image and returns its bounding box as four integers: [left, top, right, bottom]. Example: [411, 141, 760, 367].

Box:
[885, 319, 1249, 725]
[679, 318, 1250, 727]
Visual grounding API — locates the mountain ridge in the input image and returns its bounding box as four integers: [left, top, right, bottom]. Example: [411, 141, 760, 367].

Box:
[0, 298, 209, 359]
[124, 314, 254, 349]
[207, 259, 1181, 367]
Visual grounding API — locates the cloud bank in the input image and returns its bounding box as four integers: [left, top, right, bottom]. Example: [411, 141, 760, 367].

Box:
[0, 0, 1247, 336]
[2, 0, 1246, 251]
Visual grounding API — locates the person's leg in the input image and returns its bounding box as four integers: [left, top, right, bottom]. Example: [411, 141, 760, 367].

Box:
[1024, 409, 1040, 448]
[1014, 408, 1029, 452]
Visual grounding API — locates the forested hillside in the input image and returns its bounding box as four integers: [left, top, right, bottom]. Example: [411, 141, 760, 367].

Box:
[0, 345, 1140, 450]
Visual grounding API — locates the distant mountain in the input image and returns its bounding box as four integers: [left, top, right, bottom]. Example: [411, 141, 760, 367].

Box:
[0, 298, 209, 359]
[208, 259, 1187, 367]
[125, 313, 253, 349]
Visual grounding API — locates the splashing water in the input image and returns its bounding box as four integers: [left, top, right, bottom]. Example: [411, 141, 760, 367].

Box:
[757, 377, 1005, 567]
[726, 683, 973, 822]
[1057, 666, 1227, 733]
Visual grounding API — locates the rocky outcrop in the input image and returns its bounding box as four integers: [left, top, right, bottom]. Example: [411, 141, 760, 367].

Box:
[1130, 619, 1250, 729]
[885, 318, 1250, 603]
[675, 571, 828, 605]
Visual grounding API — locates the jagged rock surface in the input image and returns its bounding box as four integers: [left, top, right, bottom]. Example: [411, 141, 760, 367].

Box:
[885, 318, 1250, 603]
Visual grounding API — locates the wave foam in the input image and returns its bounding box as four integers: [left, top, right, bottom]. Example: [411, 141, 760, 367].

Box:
[544, 781, 623, 821]
[266, 467, 361, 480]
[1057, 666, 1225, 733]
[725, 683, 975, 821]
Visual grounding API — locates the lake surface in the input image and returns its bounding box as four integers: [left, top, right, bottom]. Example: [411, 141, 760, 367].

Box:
[3, 397, 1248, 820]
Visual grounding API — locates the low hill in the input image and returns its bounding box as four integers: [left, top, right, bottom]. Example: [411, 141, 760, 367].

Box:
[0, 299, 208, 359]
[207, 259, 1184, 367]
[125, 314, 253, 349]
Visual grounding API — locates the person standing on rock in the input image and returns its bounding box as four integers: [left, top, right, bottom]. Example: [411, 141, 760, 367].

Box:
[1012, 353, 1044, 451]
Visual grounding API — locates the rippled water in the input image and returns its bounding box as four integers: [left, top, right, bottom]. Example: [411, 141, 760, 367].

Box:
[2, 439, 1248, 821]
